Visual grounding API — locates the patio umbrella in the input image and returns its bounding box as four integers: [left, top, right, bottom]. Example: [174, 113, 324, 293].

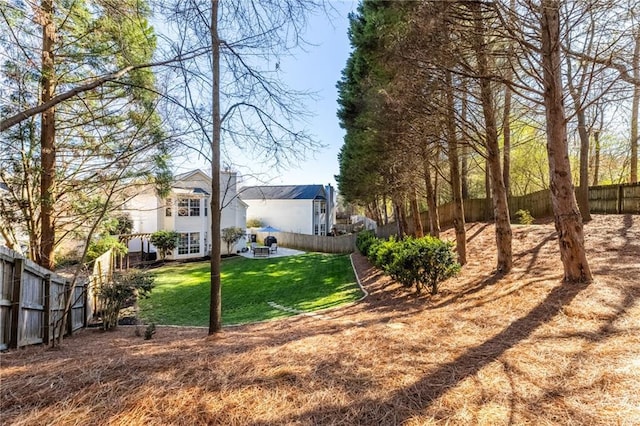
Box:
[258, 225, 281, 233]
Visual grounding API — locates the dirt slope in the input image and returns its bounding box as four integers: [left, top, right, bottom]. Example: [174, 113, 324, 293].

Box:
[2, 214, 639, 425]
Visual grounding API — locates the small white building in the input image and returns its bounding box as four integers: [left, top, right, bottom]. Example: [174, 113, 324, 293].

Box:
[239, 184, 335, 236]
[121, 169, 247, 260]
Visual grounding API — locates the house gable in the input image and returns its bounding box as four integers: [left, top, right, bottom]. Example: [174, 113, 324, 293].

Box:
[239, 184, 334, 236]
[240, 185, 326, 201]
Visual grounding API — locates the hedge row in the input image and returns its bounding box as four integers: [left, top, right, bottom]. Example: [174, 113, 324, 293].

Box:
[356, 231, 461, 295]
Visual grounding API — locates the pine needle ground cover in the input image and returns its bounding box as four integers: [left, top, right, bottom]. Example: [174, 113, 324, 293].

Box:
[138, 253, 363, 326]
[2, 215, 639, 425]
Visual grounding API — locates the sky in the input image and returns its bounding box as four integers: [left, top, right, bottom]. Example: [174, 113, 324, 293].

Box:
[172, 1, 358, 190]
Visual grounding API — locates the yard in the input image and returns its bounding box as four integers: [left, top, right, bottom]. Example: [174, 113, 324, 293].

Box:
[138, 253, 364, 326]
[1, 214, 639, 425]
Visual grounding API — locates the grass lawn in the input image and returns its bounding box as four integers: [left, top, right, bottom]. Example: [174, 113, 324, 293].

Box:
[138, 252, 362, 326]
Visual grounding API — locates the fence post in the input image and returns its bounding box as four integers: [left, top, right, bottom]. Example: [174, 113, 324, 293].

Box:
[43, 274, 51, 345]
[66, 281, 73, 337]
[617, 185, 623, 214]
[83, 281, 89, 327]
[9, 258, 24, 349]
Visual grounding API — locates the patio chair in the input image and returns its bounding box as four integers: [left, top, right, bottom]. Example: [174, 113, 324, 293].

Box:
[269, 243, 277, 253]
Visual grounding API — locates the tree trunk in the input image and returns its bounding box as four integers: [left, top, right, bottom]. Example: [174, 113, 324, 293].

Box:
[485, 160, 492, 219]
[470, 2, 512, 273]
[540, 0, 592, 283]
[396, 199, 409, 237]
[446, 70, 466, 265]
[574, 106, 592, 221]
[39, 0, 56, 270]
[503, 82, 512, 197]
[592, 130, 600, 186]
[424, 158, 440, 237]
[410, 188, 424, 237]
[566, 50, 592, 222]
[631, 29, 639, 183]
[461, 145, 469, 199]
[460, 84, 469, 200]
[382, 194, 389, 225]
[209, 0, 222, 334]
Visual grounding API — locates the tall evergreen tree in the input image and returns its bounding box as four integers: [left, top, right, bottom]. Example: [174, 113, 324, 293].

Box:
[0, 0, 172, 267]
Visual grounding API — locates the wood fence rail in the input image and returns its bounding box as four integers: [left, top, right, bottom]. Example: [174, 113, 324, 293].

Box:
[254, 231, 357, 254]
[0, 246, 87, 350]
[377, 182, 640, 239]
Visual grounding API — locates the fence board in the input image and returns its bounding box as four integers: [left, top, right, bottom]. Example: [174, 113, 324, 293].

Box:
[254, 231, 356, 254]
[377, 183, 638, 240]
[0, 251, 14, 350]
[0, 245, 85, 349]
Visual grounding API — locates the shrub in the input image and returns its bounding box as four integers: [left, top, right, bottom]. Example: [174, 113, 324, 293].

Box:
[515, 209, 534, 225]
[87, 235, 128, 263]
[356, 230, 377, 256]
[150, 230, 179, 260]
[144, 323, 156, 340]
[387, 237, 422, 288]
[246, 218, 263, 228]
[412, 236, 461, 295]
[222, 226, 245, 254]
[363, 234, 461, 295]
[102, 213, 134, 235]
[98, 270, 154, 330]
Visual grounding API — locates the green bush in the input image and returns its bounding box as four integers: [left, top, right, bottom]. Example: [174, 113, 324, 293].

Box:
[87, 235, 128, 263]
[363, 234, 461, 295]
[515, 209, 534, 225]
[412, 236, 461, 295]
[356, 230, 377, 256]
[222, 226, 245, 254]
[98, 270, 155, 330]
[246, 218, 263, 228]
[150, 230, 179, 260]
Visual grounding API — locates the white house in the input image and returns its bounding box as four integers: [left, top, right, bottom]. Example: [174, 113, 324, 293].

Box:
[239, 184, 335, 236]
[121, 169, 247, 260]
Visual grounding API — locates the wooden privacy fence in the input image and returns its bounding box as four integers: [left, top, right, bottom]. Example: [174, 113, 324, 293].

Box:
[255, 231, 357, 254]
[377, 182, 640, 239]
[0, 246, 87, 350]
[88, 249, 114, 318]
[589, 183, 640, 214]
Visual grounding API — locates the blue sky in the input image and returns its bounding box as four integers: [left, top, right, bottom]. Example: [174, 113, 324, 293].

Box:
[270, 1, 358, 189]
[173, 1, 358, 190]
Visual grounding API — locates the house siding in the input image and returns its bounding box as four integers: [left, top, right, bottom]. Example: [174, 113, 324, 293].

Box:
[121, 170, 247, 259]
[244, 199, 314, 234]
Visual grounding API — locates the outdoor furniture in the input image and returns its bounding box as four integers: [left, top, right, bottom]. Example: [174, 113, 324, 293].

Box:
[253, 246, 270, 257]
[269, 243, 277, 253]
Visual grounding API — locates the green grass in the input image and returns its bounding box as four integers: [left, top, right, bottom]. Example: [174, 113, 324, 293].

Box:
[138, 253, 362, 326]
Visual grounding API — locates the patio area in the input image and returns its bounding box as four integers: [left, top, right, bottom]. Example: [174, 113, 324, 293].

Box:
[238, 246, 305, 259]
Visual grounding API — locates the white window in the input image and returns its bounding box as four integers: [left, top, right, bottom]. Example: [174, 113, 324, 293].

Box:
[165, 199, 172, 217]
[320, 202, 326, 214]
[178, 233, 189, 254]
[178, 199, 189, 216]
[189, 232, 200, 254]
[177, 198, 201, 216]
[314, 224, 319, 235]
[177, 232, 200, 255]
[189, 199, 200, 216]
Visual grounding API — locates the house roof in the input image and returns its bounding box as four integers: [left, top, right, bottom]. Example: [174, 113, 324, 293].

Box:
[174, 169, 209, 181]
[173, 187, 210, 196]
[174, 168, 236, 181]
[239, 185, 326, 200]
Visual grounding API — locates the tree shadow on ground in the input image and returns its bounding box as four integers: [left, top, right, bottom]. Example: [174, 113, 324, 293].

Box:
[278, 278, 592, 425]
